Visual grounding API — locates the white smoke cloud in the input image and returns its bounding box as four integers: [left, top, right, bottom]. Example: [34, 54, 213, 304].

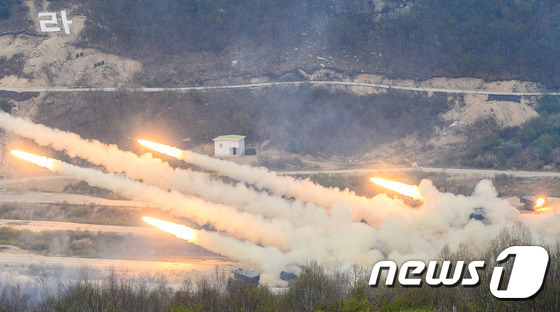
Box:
[0, 112, 386, 271]
[0, 113, 335, 230]
[48, 160, 295, 250]
[2, 112, 560, 281]
[182, 150, 414, 224]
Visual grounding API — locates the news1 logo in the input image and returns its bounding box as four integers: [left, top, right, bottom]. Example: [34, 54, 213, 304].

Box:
[369, 246, 549, 299]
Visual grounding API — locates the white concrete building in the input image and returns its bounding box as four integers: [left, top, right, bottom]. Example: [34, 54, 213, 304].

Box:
[213, 135, 246, 157]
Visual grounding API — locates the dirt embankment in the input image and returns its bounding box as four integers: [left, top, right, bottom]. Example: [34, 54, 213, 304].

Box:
[0, 0, 141, 89]
[0, 0, 544, 171]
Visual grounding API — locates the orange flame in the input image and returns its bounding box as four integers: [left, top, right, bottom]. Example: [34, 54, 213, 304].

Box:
[370, 177, 422, 200]
[137, 140, 182, 158]
[142, 217, 196, 241]
[534, 197, 549, 212]
[11, 150, 55, 169]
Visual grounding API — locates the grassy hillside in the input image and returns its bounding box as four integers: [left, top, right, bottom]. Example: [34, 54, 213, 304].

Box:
[456, 96, 560, 169]
[2, 0, 559, 169]
[35, 86, 449, 158]
[77, 0, 560, 87]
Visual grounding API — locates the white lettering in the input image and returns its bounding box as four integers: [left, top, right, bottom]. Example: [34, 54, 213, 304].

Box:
[38, 12, 60, 32]
[369, 261, 397, 286]
[60, 11, 72, 34]
[490, 246, 549, 299]
[462, 261, 484, 286]
[38, 11, 72, 34]
[425, 260, 465, 286]
[398, 260, 425, 286]
[368, 245, 548, 299]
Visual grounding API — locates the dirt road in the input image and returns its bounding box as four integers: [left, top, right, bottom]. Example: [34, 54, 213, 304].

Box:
[0, 218, 159, 234]
[0, 219, 243, 285]
[0, 191, 148, 207]
[0, 245, 240, 285]
[279, 166, 560, 178]
[0, 175, 71, 186]
[2, 80, 559, 96]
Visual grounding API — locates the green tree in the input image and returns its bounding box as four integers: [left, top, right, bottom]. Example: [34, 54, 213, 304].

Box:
[537, 96, 560, 115]
[0, 99, 12, 114]
[341, 283, 371, 312]
[282, 261, 338, 312]
[232, 111, 253, 136]
[529, 134, 555, 163]
[0, 0, 14, 19]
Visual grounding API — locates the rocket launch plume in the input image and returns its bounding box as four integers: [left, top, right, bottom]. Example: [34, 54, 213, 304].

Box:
[138, 139, 349, 207]
[1, 114, 395, 269]
[7, 150, 382, 272]
[143, 217, 196, 241]
[10, 150, 295, 250]
[7, 114, 560, 281]
[137, 138, 416, 225]
[141, 215, 289, 276]
[137, 140, 182, 158]
[11, 150, 56, 169]
[141, 214, 299, 279]
[9, 149, 375, 278]
[0, 113, 338, 230]
[370, 177, 422, 200]
[0, 112, 411, 234]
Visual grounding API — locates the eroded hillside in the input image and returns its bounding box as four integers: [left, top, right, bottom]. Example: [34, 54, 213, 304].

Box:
[0, 0, 555, 172]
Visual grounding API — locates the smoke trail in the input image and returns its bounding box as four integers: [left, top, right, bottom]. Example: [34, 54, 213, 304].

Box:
[140, 140, 416, 225]
[11, 150, 380, 279]
[142, 217, 294, 280]
[0, 112, 413, 232]
[141, 216, 291, 279]
[181, 149, 369, 208]
[0, 113, 335, 230]
[0, 115, 390, 274]
[51, 149, 537, 270]
[5, 150, 383, 272]
[6, 113, 560, 281]
[12, 154, 295, 250]
[177, 148, 558, 253]
[136, 140, 422, 225]
[372, 180, 526, 263]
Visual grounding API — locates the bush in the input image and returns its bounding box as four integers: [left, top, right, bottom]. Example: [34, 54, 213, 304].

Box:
[473, 153, 498, 168]
[0, 228, 558, 312]
[461, 103, 560, 168]
[0, 53, 26, 78]
[537, 96, 560, 115]
[257, 153, 274, 167]
[282, 261, 338, 312]
[0, 99, 13, 114]
[0, 0, 14, 19]
[311, 172, 347, 189]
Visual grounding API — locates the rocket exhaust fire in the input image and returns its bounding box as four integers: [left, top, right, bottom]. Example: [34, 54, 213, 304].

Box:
[9, 149, 294, 250]
[143, 217, 196, 241]
[11, 150, 56, 169]
[370, 177, 422, 200]
[133, 138, 410, 225]
[137, 140, 182, 158]
[9, 148, 290, 277]
[0, 113, 321, 229]
[535, 197, 546, 208]
[5, 113, 560, 283]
